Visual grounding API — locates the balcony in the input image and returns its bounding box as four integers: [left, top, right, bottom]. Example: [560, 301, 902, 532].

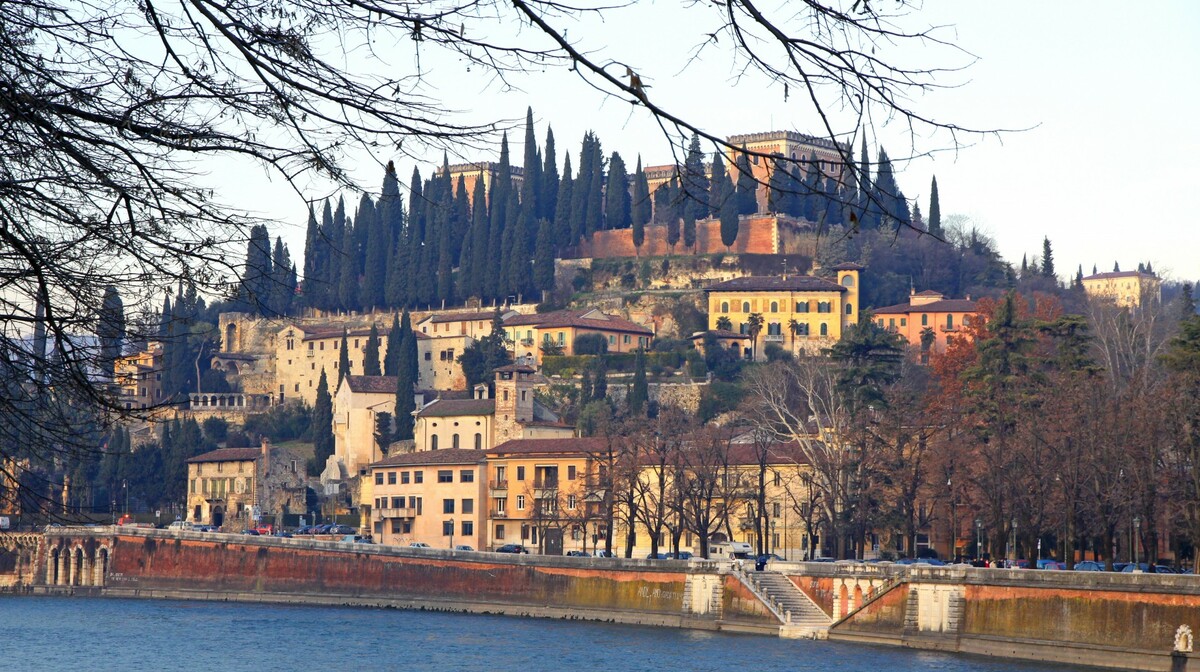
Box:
[489, 479, 509, 495]
[533, 478, 558, 499]
[376, 507, 417, 519]
[490, 509, 509, 519]
[764, 334, 785, 343]
[519, 338, 535, 347]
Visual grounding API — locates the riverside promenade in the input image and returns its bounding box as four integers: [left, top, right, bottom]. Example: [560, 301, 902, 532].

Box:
[4, 527, 1198, 671]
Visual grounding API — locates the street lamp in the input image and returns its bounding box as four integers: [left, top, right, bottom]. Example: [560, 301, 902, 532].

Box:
[975, 518, 983, 563]
[770, 520, 777, 556]
[1010, 518, 1018, 567]
[449, 518, 455, 549]
[1133, 516, 1141, 568]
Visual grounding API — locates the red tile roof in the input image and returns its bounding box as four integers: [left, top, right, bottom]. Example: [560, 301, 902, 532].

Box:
[873, 298, 978, 315]
[416, 398, 496, 417]
[293, 325, 377, 340]
[503, 310, 653, 335]
[186, 448, 261, 464]
[370, 448, 487, 468]
[487, 438, 606, 456]
[690, 329, 751, 340]
[1083, 271, 1157, 281]
[345, 375, 398, 394]
[422, 310, 503, 324]
[705, 275, 845, 293]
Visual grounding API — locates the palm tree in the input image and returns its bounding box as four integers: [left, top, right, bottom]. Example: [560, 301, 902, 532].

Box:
[789, 318, 804, 353]
[919, 326, 936, 364]
[747, 312, 764, 361]
[716, 316, 733, 332]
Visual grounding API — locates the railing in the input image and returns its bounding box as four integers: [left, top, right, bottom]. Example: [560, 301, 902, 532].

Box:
[533, 478, 559, 489]
[489, 479, 509, 491]
[764, 334, 785, 342]
[732, 564, 788, 624]
[489, 509, 508, 519]
[376, 507, 417, 519]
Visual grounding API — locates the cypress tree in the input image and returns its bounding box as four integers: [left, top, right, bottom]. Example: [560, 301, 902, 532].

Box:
[823, 177, 843, 226]
[327, 197, 347, 310]
[1041, 237, 1056, 279]
[533, 217, 556, 294]
[98, 285, 125, 377]
[271, 237, 294, 315]
[665, 177, 681, 249]
[465, 173, 489, 299]
[569, 135, 591, 245]
[302, 205, 325, 309]
[542, 126, 559, 222]
[384, 314, 402, 376]
[734, 150, 758, 215]
[507, 190, 531, 298]
[911, 202, 924, 230]
[408, 166, 426, 244]
[801, 157, 822, 221]
[521, 107, 542, 222]
[719, 169, 739, 249]
[630, 348, 648, 415]
[337, 328, 351, 386]
[709, 152, 728, 219]
[592, 359, 608, 401]
[1074, 266, 1085, 291]
[1114, 262, 1121, 272]
[928, 176, 942, 237]
[631, 156, 650, 250]
[363, 163, 396, 310]
[241, 224, 273, 314]
[338, 210, 359, 311]
[1092, 264, 1098, 276]
[487, 134, 513, 296]
[311, 369, 334, 475]
[554, 153, 575, 249]
[767, 156, 790, 215]
[584, 133, 605, 235]
[363, 323, 382, 376]
[605, 151, 631, 230]
[682, 133, 708, 223]
[855, 136, 872, 228]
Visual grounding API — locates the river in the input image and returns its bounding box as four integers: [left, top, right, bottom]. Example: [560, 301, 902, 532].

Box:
[1, 596, 1084, 671]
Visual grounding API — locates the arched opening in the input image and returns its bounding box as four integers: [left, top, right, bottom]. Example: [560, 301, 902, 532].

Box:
[431, 435, 439, 450]
[820, 323, 828, 337]
[452, 434, 460, 449]
[212, 505, 225, 528]
[853, 584, 864, 611]
[94, 547, 109, 586]
[721, 301, 729, 313]
[48, 547, 60, 585]
[225, 323, 237, 351]
[839, 583, 849, 615]
[71, 547, 85, 586]
[845, 303, 853, 315]
[741, 301, 750, 313]
[474, 433, 482, 450]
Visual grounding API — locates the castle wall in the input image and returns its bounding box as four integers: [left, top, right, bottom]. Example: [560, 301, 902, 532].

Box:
[571, 216, 818, 260]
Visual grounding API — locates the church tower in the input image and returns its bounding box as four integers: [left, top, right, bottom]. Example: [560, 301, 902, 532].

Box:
[493, 364, 536, 444]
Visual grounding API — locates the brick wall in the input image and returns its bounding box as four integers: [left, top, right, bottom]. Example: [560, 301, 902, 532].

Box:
[572, 216, 818, 259]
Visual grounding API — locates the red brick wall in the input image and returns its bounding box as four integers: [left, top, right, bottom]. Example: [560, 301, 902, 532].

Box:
[572, 216, 818, 259]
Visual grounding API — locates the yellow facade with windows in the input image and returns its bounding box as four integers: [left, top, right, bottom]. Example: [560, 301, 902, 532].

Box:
[704, 265, 861, 359]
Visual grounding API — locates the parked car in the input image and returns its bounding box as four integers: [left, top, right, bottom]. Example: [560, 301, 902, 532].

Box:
[341, 534, 373, 544]
[1036, 559, 1064, 570]
[1120, 563, 1175, 574]
[757, 553, 785, 564]
[329, 525, 355, 535]
[594, 550, 617, 558]
[1071, 561, 1106, 571]
[495, 544, 529, 554]
[566, 550, 590, 557]
[409, 542, 432, 549]
[166, 520, 195, 532]
[241, 529, 260, 536]
[453, 545, 475, 552]
[673, 551, 694, 560]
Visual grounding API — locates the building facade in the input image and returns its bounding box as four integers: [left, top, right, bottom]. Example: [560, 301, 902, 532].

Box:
[704, 264, 861, 359]
[1082, 270, 1161, 308]
[274, 324, 392, 406]
[114, 342, 165, 410]
[368, 449, 487, 549]
[872, 289, 978, 356]
[502, 309, 654, 363]
[185, 441, 306, 529]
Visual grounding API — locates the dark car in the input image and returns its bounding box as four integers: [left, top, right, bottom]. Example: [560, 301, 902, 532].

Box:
[495, 544, 529, 554]
[1072, 561, 1105, 571]
[566, 550, 590, 557]
[329, 525, 356, 535]
[757, 553, 785, 564]
[241, 529, 260, 536]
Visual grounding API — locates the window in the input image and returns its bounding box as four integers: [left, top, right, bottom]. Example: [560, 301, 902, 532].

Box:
[721, 301, 729, 313]
[517, 466, 525, 481]
[846, 303, 853, 315]
[567, 495, 577, 510]
[623, 334, 630, 344]
[438, 470, 453, 483]
[841, 275, 855, 287]
[889, 318, 896, 329]
[431, 435, 439, 450]
[947, 314, 955, 329]
[414, 471, 423, 484]
[424, 352, 432, 361]
[443, 521, 454, 536]
[375, 472, 384, 485]
[462, 521, 474, 536]
[568, 465, 576, 481]
[503, 390, 509, 401]
[443, 499, 455, 514]
[496, 524, 505, 540]
[462, 499, 474, 514]
[767, 323, 781, 336]
[517, 495, 526, 510]
[391, 496, 403, 508]
[773, 502, 782, 517]
[496, 498, 506, 513]
[401, 471, 410, 484]
[921, 314, 928, 326]
[474, 433, 483, 450]
[412, 496, 423, 514]
[388, 471, 397, 485]
[608, 334, 616, 345]
[557, 332, 565, 345]
[795, 301, 809, 313]
[320, 342, 325, 350]
[308, 342, 313, 352]
[460, 470, 474, 483]
[742, 301, 750, 313]
[795, 323, 809, 336]
[900, 318, 906, 327]
[452, 434, 460, 449]
[770, 301, 778, 313]
[391, 520, 403, 534]
[817, 301, 831, 313]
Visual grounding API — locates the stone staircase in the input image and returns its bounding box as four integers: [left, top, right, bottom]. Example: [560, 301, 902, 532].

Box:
[745, 570, 832, 638]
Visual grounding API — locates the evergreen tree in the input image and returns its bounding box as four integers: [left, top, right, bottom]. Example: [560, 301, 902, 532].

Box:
[401, 310, 418, 386]
[311, 369, 334, 475]
[554, 153, 575, 249]
[97, 285, 125, 377]
[533, 217, 556, 294]
[327, 197, 347, 311]
[910, 202, 924, 230]
[463, 172, 488, 299]
[856, 136, 873, 228]
[629, 348, 648, 415]
[1074, 265, 1085, 291]
[767, 156, 790, 215]
[487, 133, 513, 296]
[393, 355, 415, 441]
[719, 168, 739, 249]
[631, 156, 650, 250]
[801, 157, 822, 221]
[1021, 254, 1028, 278]
[338, 208, 360, 311]
[1114, 262, 1121, 272]
[605, 152, 631, 230]
[734, 150, 758, 215]
[823, 176, 843, 226]
[241, 224, 273, 313]
[542, 126, 559, 222]
[337, 328, 351, 386]
[363, 323, 382, 375]
[584, 133, 605, 235]
[569, 135, 591, 244]
[592, 359, 608, 401]
[384, 314, 402, 376]
[408, 166, 426, 245]
[361, 162, 395, 310]
[1179, 283, 1196, 321]
[682, 133, 708, 223]
[1041, 237, 1056, 279]
[1092, 264, 1098, 276]
[664, 177, 681, 249]
[270, 236, 294, 315]
[301, 205, 325, 309]
[709, 151, 728, 219]
[928, 175, 942, 237]
[507, 191, 531, 298]
[521, 107, 542, 222]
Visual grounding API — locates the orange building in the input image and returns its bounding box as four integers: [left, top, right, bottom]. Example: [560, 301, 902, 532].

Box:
[503, 309, 653, 363]
[872, 290, 978, 356]
[368, 449, 487, 549]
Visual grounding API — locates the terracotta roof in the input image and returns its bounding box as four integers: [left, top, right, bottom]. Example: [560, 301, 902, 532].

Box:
[370, 448, 487, 468]
[724, 442, 810, 466]
[913, 289, 943, 297]
[345, 375, 398, 394]
[829, 262, 865, 271]
[690, 329, 751, 340]
[1083, 271, 1157, 281]
[213, 352, 257, 361]
[292, 325, 377, 340]
[873, 298, 978, 315]
[705, 275, 845, 293]
[421, 310, 503, 324]
[416, 398, 495, 417]
[504, 309, 653, 335]
[186, 448, 261, 464]
[487, 438, 605, 456]
[494, 364, 537, 373]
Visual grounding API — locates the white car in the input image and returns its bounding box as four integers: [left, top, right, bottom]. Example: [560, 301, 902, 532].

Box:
[409, 542, 431, 548]
[166, 520, 195, 532]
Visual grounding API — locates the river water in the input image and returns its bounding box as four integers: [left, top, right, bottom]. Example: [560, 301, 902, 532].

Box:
[1, 596, 1084, 672]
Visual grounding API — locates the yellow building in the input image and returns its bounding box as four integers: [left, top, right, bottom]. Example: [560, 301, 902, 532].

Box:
[274, 323, 393, 406]
[114, 342, 165, 410]
[368, 449, 487, 549]
[705, 264, 861, 359]
[185, 441, 306, 529]
[416, 310, 517, 390]
[1082, 270, 1161, 309]
[503, 309, 653, 363]
[485, 438, 606, 554]
[333, 375, 402, 478]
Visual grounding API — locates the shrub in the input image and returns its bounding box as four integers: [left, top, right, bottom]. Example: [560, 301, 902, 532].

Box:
[573, 333, 608, 355]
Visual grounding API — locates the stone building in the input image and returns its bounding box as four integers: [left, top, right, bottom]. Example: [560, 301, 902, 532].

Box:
[724, 130, 850, 215]
[415, 309, 515, 390]
[113, 342, 165, 410]
[704, 263, 861, 359]
[333, 375, 403, 479]
[185, 440, 306, 529]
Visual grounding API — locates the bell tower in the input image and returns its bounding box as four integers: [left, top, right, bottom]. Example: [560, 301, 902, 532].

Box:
[493, 364, 536, 444]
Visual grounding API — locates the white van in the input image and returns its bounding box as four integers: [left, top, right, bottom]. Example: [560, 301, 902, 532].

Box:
[710, 541, 754, 560]
[167, 520, 195, 532]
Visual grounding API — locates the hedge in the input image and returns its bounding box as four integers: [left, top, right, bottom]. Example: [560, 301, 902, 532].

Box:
[542, 351, 684, 377]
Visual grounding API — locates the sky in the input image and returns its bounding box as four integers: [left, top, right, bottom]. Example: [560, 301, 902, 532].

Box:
[210, 1, 1200, 286]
